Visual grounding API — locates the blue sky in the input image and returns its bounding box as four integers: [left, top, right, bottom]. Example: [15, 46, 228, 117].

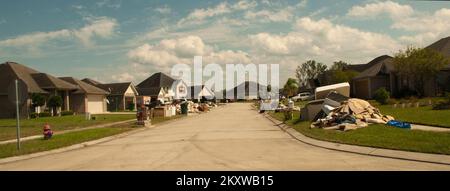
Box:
[1, 0, 450, 84]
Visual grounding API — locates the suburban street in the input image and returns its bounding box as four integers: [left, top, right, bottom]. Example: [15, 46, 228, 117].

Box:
[1, 103, 449, 170]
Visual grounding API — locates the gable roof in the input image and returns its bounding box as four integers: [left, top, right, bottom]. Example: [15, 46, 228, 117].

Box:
[137, 72, 175, 89]
[426, 36, 450, 70]
[347, 55, 393, 72]
[81, 78, 102, 86]
[353, 56, 394, 79]
[59, 77, 108, 95]
[0, 62, 69, 94]
[31, 73, 78, 90]
[99, 82, 137, 95]
[136, 87, 164, 97]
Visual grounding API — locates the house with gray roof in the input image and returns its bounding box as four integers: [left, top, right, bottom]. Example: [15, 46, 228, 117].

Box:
[59, 77, 108, 114]
[82, 78, 139, 112]
[0, 62, 79, 118]
[351, 36, 450, 99]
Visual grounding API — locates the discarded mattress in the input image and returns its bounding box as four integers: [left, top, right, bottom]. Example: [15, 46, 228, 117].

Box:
[315, 82, 350, 100]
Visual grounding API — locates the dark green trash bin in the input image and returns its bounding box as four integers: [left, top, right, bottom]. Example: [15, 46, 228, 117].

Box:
[181, 102, 188, 115]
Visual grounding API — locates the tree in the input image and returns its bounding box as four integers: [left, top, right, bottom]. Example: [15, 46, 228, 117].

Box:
[295, 60, 327, 87]
[393, 46, 449, 97]
[31, 93, 46, 113]
[283, 78, 298, 98]
[330, 61, 349, 71]
[47, 95, 63, 116]
[320, 61, 359, 85]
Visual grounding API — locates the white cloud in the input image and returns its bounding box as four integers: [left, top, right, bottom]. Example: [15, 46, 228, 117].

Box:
[250, 33, 310, 55]
[392, 8, 450, 45]
[250, 17, 400, 64]
[244, 8, 294, 23]
[111, 72, 135, 82]
[127, 35, 253, 79]
[73, 17, 118, 47]
[155, 5, 171, 14]
[0, 30, 71, 47]
[96, 0, 122, 9]
[178, 0, 257, 26]
[347, 0, 413, 19]
[0, 17, 118, 48]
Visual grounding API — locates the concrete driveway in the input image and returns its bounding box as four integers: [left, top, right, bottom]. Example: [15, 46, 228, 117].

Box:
[1, 103, 449, 170]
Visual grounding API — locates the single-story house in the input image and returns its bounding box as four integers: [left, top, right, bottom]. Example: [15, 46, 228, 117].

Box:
[351, 36, 450, 99]
[351, 55, 396, 99]
[0, 62, 78, 118]
[59, 77, 108, 114]
[82, 78, 139, 112]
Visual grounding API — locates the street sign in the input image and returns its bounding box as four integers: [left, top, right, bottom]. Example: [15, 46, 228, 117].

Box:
[8, 79, 28, 105]
[7, 79, 28, 151]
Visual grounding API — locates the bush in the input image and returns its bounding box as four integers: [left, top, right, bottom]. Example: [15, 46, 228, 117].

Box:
[374, 88, 390, 105]
[30, 112, 38, 119]
[61, 110, 74, 116]
[38, 112, 52, 117]
[127, 103, 135, 111]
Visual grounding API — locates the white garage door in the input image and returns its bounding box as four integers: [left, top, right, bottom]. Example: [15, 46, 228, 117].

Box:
[87, 95, 104, 114]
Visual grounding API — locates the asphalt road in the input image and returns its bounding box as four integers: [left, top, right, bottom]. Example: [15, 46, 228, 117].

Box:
[1, 103, 449, 170]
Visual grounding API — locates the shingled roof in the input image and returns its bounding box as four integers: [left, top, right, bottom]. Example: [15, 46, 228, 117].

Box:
[353, 56, 394, 79]
[0, 62, 79, 95]
[81, 78, 102, 86]
[137, 72, 175, 89]
[31, 73, 78, 90]
[347, 55, 393, 72]
[59, 77, 108, 95]
[426, 36, 450, 70]
[136, 87, 164, 97]
[98, 82, 136, 95]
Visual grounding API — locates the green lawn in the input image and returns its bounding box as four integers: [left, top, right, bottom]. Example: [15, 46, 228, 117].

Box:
[268, 111, 450, 155]
[0, 124, 136, 159]
[377, 105, 450, 128]
[0, 114, 135, 141]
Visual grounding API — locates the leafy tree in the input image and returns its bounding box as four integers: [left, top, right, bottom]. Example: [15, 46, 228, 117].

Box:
[31, 93, 45, 108]
[320, 61, 359, 85]
[47, 95, 63, 116]
[330, 61, 349, 71]
[283, 78, 299, 98]
[295, 60, 327, 87]
[393, 46, 449, 97]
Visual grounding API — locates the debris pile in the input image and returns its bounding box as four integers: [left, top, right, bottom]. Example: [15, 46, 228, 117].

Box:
[311, 98, 394, 131]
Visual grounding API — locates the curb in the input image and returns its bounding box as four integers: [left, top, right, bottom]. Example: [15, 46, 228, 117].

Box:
[261, 112, 450, 166]
[0, 119, 137, 145]
[0, 126, 149, 165]
[0, 106, 221, 165]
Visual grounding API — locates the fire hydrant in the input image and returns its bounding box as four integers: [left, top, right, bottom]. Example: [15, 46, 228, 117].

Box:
[43, 123, 53, 140]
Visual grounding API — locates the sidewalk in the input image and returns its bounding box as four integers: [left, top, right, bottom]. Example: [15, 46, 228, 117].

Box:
[0, 119, 136, 145]
[262, 112, 450, 166]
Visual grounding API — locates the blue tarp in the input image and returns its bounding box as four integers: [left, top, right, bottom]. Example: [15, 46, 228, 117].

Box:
[387, 120, 411, 129]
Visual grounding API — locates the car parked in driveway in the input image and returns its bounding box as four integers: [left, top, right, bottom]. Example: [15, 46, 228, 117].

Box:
[292, 92, 312, 101]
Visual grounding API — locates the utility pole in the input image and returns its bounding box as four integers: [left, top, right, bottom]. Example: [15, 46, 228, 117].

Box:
[15, 79, 21, 150]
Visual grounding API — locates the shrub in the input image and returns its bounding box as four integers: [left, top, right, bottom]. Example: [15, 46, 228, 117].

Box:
[38, 112, 52, 117]
[373, 88, 390, 105]
[61, 110, 74, 116]
[30, 112, 38, 119]
[127, 103, 135, 111]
